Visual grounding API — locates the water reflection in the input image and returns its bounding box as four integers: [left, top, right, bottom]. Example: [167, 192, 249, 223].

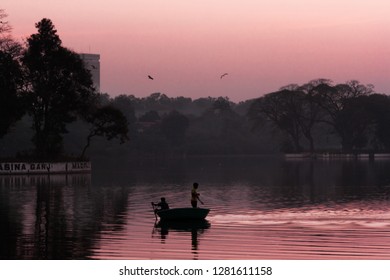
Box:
[153, 220, 210, 259]
[0, 173, 133, 259]
[1, 157, 390, 259]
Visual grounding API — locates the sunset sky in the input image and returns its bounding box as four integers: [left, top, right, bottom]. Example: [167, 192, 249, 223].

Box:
[2, 0, 390, 101]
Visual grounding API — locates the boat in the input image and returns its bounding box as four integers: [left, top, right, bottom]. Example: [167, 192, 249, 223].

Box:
[156, 219, 211, 231]
[156, 207, 210, 220]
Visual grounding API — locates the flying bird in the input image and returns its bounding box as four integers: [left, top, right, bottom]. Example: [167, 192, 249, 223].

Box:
[148, 75, 154, 80]
[220, 73, 228, 79]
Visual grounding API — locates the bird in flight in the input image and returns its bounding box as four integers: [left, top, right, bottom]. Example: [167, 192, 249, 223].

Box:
[220, 73, 228, 79]
[148, 75, 154, 80]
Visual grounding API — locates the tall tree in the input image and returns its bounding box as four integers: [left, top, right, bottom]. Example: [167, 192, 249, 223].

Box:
[0, 51, 24, 138]
[314, 80, 374, 152]
[249, 90, 304, 152]
[296, 80, 331, 153]
[364, 94, 390, 150]
[0, 9, 24, 139]
[0, 9, 12, 46]
[22, 18, 96, 158]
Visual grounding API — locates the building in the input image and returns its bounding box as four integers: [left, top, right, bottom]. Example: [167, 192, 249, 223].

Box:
[79, 53, 100, 92]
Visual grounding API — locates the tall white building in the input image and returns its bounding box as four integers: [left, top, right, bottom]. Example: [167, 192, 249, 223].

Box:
[80, 53, 100, 92]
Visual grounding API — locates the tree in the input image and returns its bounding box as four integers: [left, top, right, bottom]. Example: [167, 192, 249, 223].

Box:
[161, 110, 189, 147]
[336, 96, 373, 150]
[249, 90, 304, 152]
[22, 18, 96, 158]
[0, 9, 24, 139]
[211, 97, 234, 114]
[187, 97, 251, 155]
[138, 110, 161, 122]
[314, 80, 374, 152]
[295, 80, 331, 153]
[111, 95, 136, 123]
[0, 51, 24, 138]
[111, 94, 137, 138]
[80, 105, 128, 159]
[193, 97, 216, 113]
[364, 94, 390, 150]
[0, 10, 23, 62]
[0, 9, 12, 47]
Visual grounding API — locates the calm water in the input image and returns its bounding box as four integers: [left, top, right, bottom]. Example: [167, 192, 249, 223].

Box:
[1, 156, 390, 260]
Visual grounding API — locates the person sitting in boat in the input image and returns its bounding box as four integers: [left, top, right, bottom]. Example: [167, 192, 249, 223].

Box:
[152, 197, 169, 213]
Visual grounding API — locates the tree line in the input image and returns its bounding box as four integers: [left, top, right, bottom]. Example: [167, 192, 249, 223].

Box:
[2, 12, 390, 160]
[249, 79, 390, 153]
[1, 13, 128, 160]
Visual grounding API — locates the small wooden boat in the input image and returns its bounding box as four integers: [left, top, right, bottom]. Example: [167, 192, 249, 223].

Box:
[156, 219, 211, 231]
[156, 207, 210, 220]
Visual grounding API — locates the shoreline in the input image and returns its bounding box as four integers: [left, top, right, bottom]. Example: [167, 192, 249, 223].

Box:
[285, 153, 390, 160]
[0, 161, 91, 175]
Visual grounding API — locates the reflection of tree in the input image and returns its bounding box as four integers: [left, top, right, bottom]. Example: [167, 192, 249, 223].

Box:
[0, 186, 21, 259]
[264, 159, 390, 208]
[0, 174, 132, 259]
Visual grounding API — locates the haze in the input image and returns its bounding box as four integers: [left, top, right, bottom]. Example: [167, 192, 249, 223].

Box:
[3, 0, 389, 101]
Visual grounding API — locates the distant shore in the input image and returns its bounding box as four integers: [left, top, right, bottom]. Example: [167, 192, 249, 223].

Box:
[285, 153, 390, 160]
[0, 161, 91, 174]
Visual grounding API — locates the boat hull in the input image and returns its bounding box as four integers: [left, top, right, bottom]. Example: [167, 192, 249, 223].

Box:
[156, 219, 211, 231]
[156, 208, 210, 220]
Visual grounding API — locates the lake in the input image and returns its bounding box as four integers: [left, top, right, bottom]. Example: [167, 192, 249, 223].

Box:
[1, 156, 390, 260]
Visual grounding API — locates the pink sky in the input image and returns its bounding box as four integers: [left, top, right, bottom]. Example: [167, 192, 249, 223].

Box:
[2, 0, 390, 101]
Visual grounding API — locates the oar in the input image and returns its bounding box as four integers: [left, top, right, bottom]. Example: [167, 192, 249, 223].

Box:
[151, 202, 158, 220]
[198, 197, 204, 205]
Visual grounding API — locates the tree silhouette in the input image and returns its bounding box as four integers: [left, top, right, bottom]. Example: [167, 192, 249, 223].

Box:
[161, 110, 189, 147]
[22, 18, 96, 159]
[0, 50, 24, 138]
[296, 80, 332, 153]
[314, 80, 374, 152]
[111, 94, 137, 138]
[0, 10, 24, 139]
[363, 94, 390, 150]
[80, 105, 128, 159]
[138, 110, 161, 122]
[0, 9, 12, 40]
[249, 90, 304, 152]
[249, 79, 380, 153]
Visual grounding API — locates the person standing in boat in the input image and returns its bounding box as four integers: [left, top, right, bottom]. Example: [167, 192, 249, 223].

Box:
[191, 182, 204, 208]
[152, 197, 169, 213]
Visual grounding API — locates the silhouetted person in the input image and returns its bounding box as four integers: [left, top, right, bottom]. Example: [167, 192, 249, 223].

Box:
[152, 197, 169, 213]
[191, 182, 203, 208]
